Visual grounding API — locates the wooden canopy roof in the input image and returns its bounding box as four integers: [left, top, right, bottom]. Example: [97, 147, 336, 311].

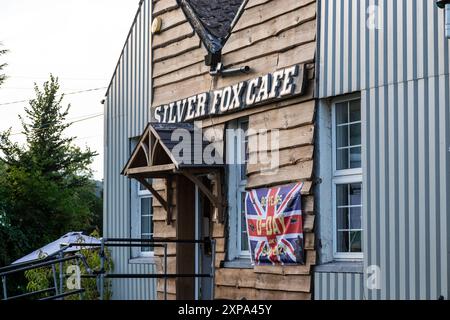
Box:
[122, 122, 226, 224]
[122, 122, 223, 179]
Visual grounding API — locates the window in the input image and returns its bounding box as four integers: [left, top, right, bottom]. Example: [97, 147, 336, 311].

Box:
[227, 118, 250, 260]
[238, 119, 249, 255]
[138, 182, 154, 255]
[332, 97, 363, 260]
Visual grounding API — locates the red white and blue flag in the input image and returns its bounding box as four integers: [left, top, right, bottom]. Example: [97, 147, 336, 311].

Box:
[245, 183, 305, 265]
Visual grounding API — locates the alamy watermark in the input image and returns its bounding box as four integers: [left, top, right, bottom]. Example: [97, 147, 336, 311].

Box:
[170, 122, 281, 176]
[366, 265, 382, 291]
[66, 265, 81, 290]
[367, 4, 383, 31]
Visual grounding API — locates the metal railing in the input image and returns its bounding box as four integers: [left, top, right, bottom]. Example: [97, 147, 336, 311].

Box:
[0, 237, 216, 301]
[0, 254, 87, 301]
[69, 238, 216, 300]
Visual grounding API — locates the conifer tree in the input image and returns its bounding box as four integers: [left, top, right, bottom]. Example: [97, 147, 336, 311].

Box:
[0, 75, 100, 266]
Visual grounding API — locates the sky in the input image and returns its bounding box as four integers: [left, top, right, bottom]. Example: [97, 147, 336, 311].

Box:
[0, 0, 140, 180]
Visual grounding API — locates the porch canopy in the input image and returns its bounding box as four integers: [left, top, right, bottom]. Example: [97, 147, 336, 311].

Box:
[121, 122, 225, 224]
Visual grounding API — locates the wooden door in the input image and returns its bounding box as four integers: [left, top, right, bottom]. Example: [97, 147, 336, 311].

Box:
[175, 175, 196, 300]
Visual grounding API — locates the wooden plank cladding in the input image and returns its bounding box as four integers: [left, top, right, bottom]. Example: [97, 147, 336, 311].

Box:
[223, 2, 316, 54]
[151, 0, 317, 105]
[152, 17, 316, 88]
[151, 0, 317, 300]
[233, 0, 316, 32]
[153, 0, 178, 17]
[152, 22, 194, 49]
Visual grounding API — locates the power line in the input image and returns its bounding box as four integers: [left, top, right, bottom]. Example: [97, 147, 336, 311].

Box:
[74, 134, 103, 142]
[7, 75, 108, 81]
[71, 113, 104, 124]
[0, 86, 102, 91]
[8, 113, 104, 136]
[0, 87, 107, 107]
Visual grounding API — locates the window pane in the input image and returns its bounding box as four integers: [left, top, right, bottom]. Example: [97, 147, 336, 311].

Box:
[336, 182, 363, 254]
[349, 183, 362, 206]
[336, 208, 349, 230]
[350, 123, 361, 145]
[336, 149, 349, 170]
[349, 147, 362, 169]
[349, 100, 361, 122]
[141, 234, 152, 252]
[141, 216, 151, 234]
[140, 197, 153, 253]
[350, 207, 362, 230]
[336, 102, 348, 124]
[335, 99, 361, 171]
[241, 192, 249, 252]
[337, 231, 349, 252]
[336, 184, 349, 207]
[350, 231, 362, 252]
[336, 125, 349, 148]
[141, 197, 151, 216]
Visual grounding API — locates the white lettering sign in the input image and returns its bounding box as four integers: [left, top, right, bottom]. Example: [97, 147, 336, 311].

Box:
[153, 64, 306, 123]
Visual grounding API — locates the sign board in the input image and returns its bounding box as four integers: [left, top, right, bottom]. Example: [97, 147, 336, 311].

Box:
[153, 64, 306, 123]
[245, 183, 305, 265]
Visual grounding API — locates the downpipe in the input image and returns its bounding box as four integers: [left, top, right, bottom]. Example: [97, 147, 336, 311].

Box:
[446, 4, 450, 38]
[437, 1, 450, 38]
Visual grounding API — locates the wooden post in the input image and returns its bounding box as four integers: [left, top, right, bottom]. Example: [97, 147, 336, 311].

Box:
[214, 171, 225, 224]
[166, 176, 173, 225]
[136, 177, 169, 213]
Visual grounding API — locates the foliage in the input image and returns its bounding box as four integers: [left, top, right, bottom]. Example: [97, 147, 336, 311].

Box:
[24, 230, 114, 300]
[83, 183, 104, 234]
[0, 163, 28, 269]
[24, 267, 53, 294]
[0, 75, 100, 268]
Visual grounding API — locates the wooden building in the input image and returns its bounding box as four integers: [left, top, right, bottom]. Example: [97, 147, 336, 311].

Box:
[103, 0, 450, 300]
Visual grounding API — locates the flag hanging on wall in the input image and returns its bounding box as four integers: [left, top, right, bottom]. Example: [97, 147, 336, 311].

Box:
[245, 182, 305, 265]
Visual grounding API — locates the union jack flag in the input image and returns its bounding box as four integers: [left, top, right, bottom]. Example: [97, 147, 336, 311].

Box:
[245, 183, 305, 265]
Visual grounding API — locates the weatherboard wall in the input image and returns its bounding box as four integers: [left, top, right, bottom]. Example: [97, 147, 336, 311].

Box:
[104, 0, 156, 300]
[151, 0, 318, 300]
[316, 0, 450, 300]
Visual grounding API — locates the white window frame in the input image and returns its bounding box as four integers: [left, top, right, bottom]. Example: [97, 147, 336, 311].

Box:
[227, 118, 251, 260]
[137, 182, 154, 258]
[331, 95, 363, 178]
[331, 95, 363, 261]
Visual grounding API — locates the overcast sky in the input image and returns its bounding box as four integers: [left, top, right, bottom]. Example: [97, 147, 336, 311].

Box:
[0, 0, 140, 180]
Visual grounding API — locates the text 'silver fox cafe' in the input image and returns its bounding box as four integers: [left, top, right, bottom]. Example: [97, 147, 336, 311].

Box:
[103, 0, 450, 300]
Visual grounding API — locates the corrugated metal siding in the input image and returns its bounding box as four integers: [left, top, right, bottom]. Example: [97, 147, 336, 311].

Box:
[319, 0, 450, 98]
[103, 0, 155, 300]
[314, 272, 364, 300]
[363, 74, 450, 300]
[316, 0, 450, 300]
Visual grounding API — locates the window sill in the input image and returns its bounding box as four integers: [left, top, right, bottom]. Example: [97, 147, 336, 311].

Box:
[129, 257, 157, 265]
[314, 261, 363, 274]
[223, 258, 253, 269]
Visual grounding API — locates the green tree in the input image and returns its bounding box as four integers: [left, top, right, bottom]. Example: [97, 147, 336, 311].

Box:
[0, 75, 99, 267]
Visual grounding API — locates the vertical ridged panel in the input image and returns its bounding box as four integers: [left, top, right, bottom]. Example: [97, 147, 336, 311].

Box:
[319, 0, 450, 98]
[104, 0, 155, 300]
[362, 75, 450, 300]
[314, 273, 365, 300]
[317, 0, 450, 300]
